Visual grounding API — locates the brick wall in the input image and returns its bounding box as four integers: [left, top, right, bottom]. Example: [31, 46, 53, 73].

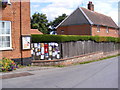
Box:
[32, 50, 120, 66]
[57, 24, 119, 37]
[57, 24, 91, 35]
[0, 1, 31, 64]
[92, 25, 119, 37]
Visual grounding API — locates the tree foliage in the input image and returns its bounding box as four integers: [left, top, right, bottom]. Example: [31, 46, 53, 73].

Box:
[31, 13, 49, 34]
[0, 0, 2, 7]
[31, 13, 67, 34]
[50, 13, 67, 31]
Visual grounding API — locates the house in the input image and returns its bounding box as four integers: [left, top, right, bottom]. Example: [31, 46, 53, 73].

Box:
[57, 2, 119, 37]
[0, 0, 31, 65]
[31, 29, 43, 35]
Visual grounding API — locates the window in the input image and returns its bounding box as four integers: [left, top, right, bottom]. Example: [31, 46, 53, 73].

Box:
[7, 0, 11, 5]
[0, 21, 12, 50]
[97, 25, 100, 32]
[115, 29, 118, 34]
[106, 27, 109, 33]
[8, 0, 11, 4]
[2, 0, 11, 4]
[61, 30, 64, 33]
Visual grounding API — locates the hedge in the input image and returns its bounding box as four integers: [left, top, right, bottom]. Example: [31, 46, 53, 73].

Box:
[0, 0, 1, 7]
[31, 34, 120, 43]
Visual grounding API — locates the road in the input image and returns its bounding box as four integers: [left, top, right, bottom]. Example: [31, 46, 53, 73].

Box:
[1, 56, 119, 88]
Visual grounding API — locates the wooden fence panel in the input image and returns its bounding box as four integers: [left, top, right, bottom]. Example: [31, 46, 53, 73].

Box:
[60, 41, 120, 59]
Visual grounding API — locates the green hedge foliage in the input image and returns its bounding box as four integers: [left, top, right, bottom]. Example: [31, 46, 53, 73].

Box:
[0, 0, 2, 7]
[31, 34, 120, 43]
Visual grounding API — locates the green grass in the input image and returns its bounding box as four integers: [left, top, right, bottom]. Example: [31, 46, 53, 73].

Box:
[55, 54, 120, 67]
[53, 65, 65, 67]
[78, 54, 120, 65]
[17, 64, 32, 68]
[18, 54, 120, 68]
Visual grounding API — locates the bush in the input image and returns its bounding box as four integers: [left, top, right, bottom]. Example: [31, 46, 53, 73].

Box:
[0, 0, 2, 7]
[0, 58, 18, 72]
[31, 34, 120, 43]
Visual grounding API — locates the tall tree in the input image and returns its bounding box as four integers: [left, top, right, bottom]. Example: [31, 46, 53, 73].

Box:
[31, 13, 49, 34]
[50, 13, 67, 31]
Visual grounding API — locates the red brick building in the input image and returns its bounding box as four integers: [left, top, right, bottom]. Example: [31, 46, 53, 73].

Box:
[0, 0, 31, 65]
[31, 29, 43, 35]
[57, 2, 119, 37]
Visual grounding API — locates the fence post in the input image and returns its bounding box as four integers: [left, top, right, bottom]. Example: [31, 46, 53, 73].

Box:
[59, 43, 63, 59]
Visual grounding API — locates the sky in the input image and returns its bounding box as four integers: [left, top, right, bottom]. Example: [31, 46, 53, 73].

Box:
[30, 0, 119, 25]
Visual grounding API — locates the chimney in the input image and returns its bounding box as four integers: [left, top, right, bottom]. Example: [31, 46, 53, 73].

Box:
[88, 1, 94, 11]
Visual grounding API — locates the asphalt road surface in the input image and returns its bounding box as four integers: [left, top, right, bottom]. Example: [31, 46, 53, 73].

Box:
[1, 56, 119, 88]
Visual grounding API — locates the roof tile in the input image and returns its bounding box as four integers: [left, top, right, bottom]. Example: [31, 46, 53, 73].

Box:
[81, 7, 118, 28]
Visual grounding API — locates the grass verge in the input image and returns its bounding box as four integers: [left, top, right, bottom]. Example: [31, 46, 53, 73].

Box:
[55, 54, 120, 67]
[76, 54, 120, 65]
[17, 54, 120, 68]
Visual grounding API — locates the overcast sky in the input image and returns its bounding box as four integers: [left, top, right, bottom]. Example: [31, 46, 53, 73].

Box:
[30, 0, 119, 25]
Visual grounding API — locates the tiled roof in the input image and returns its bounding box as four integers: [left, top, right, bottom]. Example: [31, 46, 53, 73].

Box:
[31, 29, 43, 35]
[81, 7, 118, 28]
[57, 7, 118, 29]
[58, 8, 89, 27]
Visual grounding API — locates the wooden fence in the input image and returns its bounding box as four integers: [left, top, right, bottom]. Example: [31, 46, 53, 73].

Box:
[31, 41, 120, 60]
[60, 41, 119, 58]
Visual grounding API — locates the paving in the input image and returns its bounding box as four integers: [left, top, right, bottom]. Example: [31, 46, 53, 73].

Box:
[1, 66, 57, 75]
[0, 66, 58, 80]
[1, 72, 33, 79]
[0, 56, 119, 88]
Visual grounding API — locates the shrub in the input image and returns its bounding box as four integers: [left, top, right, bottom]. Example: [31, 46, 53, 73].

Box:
[0, 0, 2, 7]
[0, 58, 18, 72]
[31, 34, 120, 43]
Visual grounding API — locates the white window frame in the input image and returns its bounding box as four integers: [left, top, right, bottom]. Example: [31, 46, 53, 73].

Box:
[7, 0, 11, 5]
[0, 21, 12, 50]
[106, 27, 109, 33]
[97, 25, 100, 32]
[61, 30, 64, 33]
[2, 0, 11, 4]
[115, 29, 118, 34]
